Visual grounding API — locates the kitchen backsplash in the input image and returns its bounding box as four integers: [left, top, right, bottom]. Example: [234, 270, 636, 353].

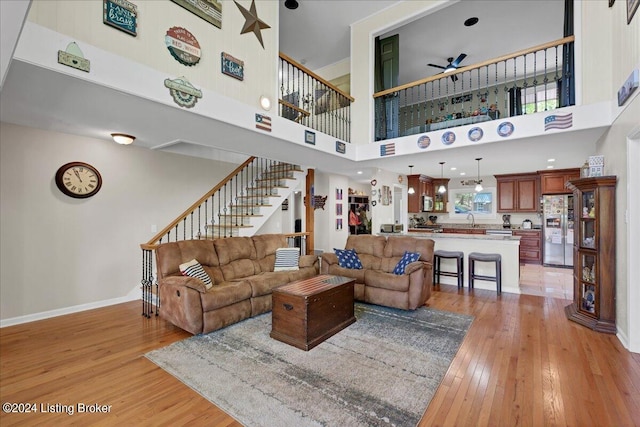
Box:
[409, 212, 542, 229]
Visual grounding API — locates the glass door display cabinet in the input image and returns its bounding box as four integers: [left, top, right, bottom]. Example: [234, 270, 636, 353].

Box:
[565, 176, 617, 334]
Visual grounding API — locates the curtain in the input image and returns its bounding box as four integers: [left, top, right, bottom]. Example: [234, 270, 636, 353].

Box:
[560, 0, 575, 107]
[374, 36, 387, 141]
[509, 87, 522, 116]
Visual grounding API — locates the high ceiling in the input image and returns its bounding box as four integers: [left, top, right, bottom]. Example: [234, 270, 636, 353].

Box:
[0, 0, 599, 184]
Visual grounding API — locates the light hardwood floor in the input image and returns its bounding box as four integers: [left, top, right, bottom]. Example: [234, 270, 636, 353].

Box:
[1, 286, 639, 426]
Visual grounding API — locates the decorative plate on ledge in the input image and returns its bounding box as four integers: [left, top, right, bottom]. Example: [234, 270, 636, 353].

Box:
[441, 131, 456, 145]
[468, 127, 483, 142]
[497, 121, 514, 137]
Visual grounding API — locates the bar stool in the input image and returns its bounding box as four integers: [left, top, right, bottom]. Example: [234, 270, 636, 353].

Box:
[433, 250, 464, 288]
[468, 252, 502, 295]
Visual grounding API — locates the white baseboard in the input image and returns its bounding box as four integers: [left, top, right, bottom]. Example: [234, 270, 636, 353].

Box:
[0, 284, 142, 328]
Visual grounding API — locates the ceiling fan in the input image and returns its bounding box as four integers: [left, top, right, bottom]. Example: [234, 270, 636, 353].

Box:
[428, 53, 467, 81]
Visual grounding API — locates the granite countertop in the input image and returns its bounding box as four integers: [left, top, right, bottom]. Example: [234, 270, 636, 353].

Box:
[380, 232, 521, 241]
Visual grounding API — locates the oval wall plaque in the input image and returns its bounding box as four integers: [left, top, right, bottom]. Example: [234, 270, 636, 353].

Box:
[165, 27, 201, 66]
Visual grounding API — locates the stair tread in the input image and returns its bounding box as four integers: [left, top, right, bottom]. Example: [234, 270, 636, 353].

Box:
[218, 214, 264, 217]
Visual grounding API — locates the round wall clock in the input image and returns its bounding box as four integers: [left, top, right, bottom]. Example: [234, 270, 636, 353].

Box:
[55, 162, 102, 199]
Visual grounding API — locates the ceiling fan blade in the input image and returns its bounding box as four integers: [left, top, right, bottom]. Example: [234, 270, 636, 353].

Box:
[451, 53, 467, 68]
[428, 63, 447, 70]
[450, 74, 458, 82]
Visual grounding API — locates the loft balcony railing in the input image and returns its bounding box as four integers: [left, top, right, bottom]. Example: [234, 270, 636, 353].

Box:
[139, 156, 309, 318]
[279, 52, 354, 142]
[373, 36, 575, 141]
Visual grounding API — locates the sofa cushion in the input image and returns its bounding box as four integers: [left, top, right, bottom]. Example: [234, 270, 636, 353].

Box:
[392, 251, 421, 275]
[383, 236, 434, 262]
[346, 234, 386, 257]
[274, 247, 300, 271]
[326, 263, 366, 284]
[214, 237, 256, 265]
[252, 234, 287, 259]
[243, 272, 292, 297]
[220, 259, 257, 281]
[200, 280, 253, 311]
[334, 248, 363, 269]
[365, 269, 411, 292]
[155, 240, 218, 279]
[179, 259, 214, 289]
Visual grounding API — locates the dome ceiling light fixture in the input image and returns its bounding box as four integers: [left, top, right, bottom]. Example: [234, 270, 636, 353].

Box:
[111, 133, 135, 145]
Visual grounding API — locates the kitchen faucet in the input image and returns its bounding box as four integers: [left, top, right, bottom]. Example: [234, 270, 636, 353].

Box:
[467, 212, 475, 228]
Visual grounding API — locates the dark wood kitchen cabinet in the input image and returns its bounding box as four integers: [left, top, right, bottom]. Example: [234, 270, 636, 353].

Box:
[513, 230, 542, 264]
[565, 176, 616, 334]
[538, 168, 580, 194]
[407, 174, 431, 213]
[432, 178, 449, 213]
[495, 173, 540, 213]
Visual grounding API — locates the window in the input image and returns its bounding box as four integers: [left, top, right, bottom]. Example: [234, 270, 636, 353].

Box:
[521, 81, 558, 114]
[449, 187, 497, 219]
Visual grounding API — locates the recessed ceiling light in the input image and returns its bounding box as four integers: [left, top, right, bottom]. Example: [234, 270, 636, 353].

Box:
[464, 17, 479, 27]
[357, 171, 363, 174]
[450, 167, 457, 171]
[548, 158, 556, 162]
[547, 165, 555, 169]
[460, 172, 466, 176]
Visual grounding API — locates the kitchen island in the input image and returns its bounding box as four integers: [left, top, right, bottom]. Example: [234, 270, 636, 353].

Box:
[383, 232, 521, 294]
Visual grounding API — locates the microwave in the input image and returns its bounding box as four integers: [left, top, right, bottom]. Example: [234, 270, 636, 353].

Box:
[422, 196, 434, 212]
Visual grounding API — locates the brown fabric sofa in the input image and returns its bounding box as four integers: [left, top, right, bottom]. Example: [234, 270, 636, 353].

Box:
[155, 234, 318, 334]
[320, 235, 434, 310]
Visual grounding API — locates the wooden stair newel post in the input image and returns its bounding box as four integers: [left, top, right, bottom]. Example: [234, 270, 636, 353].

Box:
[306, 169, 314, 255]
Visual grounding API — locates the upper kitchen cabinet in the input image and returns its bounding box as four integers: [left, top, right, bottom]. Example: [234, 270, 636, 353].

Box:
[539, 168, 581, 194]
[495, 173, 540, 213]
[407, 174, 431, 213]
[432, 178, 449, 213]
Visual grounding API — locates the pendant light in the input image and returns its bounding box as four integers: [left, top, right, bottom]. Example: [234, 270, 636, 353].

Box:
[438, 161, 446, 194]
[474, 157, 483, 192]
[407, 165, 415, 194]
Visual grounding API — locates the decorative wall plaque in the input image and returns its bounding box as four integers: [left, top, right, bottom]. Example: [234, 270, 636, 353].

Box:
[57, 42, 90, 72]
[171, 0, 222, 29]
[335, 141, 346, 154]
[164, 77, 202, 108]
[165, 27, 201, 66]
[221, 52, 244, 80]
[312, 195, 327, 210]
[234, 0, 270, 49]
[103, 0, 137, 36]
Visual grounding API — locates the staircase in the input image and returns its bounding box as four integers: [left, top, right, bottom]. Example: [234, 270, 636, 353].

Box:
[139, 156, 307, 318]
[204, 163, 305, 238]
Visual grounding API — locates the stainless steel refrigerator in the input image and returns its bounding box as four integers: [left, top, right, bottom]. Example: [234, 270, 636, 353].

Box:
[542, 194, 574, 267]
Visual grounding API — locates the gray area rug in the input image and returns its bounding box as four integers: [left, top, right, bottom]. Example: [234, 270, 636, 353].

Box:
[146, 303, 473, 427]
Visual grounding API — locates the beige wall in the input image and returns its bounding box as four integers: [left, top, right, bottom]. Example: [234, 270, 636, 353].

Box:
[0, 122, 236, 321]
[582, 0, 639, 346]
[27, 0, 278, 107]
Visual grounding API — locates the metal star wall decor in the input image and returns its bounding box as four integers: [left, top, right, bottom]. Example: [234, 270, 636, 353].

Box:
[233, 0, 270, 49]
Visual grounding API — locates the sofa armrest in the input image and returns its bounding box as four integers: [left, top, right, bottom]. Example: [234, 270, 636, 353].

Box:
[320, 253, 339, 274]
[299, 254, 317, 268]
[161, 275, 208, 293]
[404, 261, 424, 275]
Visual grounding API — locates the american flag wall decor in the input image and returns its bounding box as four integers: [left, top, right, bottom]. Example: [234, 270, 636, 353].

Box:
[255, 113, 271, 132]
[380, 143, 395, 156]
[544, 113, 573, 131]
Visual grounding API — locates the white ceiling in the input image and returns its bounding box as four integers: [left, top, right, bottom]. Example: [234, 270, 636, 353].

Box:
[0, 0, 600, 185]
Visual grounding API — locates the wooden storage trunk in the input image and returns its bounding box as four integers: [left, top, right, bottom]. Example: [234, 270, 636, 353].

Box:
[270, 275, 355, 351]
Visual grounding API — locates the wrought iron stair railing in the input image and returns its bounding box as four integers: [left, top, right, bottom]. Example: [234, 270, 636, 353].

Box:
[373, 36, 575, 140]
[279, 52, 354, 142]
[139, 156, 307, 318]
